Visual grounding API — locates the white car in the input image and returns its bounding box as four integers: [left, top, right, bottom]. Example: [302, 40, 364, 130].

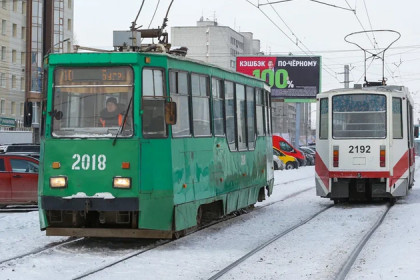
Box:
[273, 155, 285, 170]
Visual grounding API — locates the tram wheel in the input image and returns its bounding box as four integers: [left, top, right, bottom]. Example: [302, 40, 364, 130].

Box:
[173, 229, 186, 239]
[196, 206, 203, 226]
[389, 197, 397, 206]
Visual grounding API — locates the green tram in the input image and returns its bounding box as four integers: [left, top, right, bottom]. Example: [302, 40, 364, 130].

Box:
[38, 52, 274, 238]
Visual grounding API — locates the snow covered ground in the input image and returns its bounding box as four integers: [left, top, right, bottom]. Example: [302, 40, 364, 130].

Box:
[0, 163, 420, 279]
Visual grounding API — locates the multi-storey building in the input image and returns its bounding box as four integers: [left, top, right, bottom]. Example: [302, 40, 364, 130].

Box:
[0, 0, 73, 131]
[171, 18, 261, 71]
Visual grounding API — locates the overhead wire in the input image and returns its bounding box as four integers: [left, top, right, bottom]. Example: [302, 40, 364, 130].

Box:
[265, 1, 344, 80]
[245, 0, 341, 82]
[131, 0, 145, 30]
[147, 0, 161, 29]
[308, 0, 354, 12]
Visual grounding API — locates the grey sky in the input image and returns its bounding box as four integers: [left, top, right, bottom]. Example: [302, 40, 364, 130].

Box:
[74, 0, 420, 111]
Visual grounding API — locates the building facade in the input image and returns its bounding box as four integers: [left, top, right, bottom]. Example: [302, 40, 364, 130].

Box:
[0, 0, 73, 131]
[171, 18, 261, 71]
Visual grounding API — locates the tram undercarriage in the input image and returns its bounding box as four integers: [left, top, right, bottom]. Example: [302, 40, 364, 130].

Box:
[327, 178, 408, 204]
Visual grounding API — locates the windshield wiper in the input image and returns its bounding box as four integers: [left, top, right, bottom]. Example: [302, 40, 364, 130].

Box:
[113, 96, 133, 146]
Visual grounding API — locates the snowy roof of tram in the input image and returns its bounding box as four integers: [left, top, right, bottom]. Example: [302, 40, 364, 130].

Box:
[319, 84, 414, 103]
[323, 85, 409, 94]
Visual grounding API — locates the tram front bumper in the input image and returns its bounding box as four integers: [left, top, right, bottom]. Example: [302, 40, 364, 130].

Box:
[41, 196, 139, 211]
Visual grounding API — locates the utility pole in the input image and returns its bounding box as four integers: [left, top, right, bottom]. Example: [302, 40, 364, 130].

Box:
[344, 64, 349, 89]
[24, 0, 54, 143]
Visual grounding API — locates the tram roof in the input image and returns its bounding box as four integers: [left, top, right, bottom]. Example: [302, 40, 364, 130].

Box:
[319, 84, 413, 102]
[46, 51, 269, 88]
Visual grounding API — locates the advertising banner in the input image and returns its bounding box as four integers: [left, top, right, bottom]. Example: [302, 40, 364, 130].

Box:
[236, 56, 321, 99]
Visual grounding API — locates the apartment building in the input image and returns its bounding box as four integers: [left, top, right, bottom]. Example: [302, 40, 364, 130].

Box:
[0, 0, 73, 130]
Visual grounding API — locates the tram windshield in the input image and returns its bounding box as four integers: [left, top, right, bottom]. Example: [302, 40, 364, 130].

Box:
[332, 94, 386, 138]
[51, 67, 133, 138]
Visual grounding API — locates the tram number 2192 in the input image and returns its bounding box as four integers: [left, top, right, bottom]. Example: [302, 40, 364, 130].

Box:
[72, 154, 106, 170]
[349, 145, 371, 154]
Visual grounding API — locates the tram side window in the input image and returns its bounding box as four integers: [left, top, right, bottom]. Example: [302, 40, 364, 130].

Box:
[265, 91, 272, 135]
[212, 77, 225, 137]
[256, 89, 265, 136]
[319, 98, 328, 139]
[191, 73, 211, 137]
[236, 84, 247, 150]
[142, 68, 167, 138]
[225, 81, 236, 151]
[246, 86, 256, 149]
[392, 98, 403, 139]
[170, 70, 191, 137]
[408, 102, 414, 145]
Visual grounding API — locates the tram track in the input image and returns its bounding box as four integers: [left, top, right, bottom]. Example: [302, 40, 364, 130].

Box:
[207, 204, 334, 280]
[72, 239, 172, 279]
[272, 174, 313, 188]
[0, 237, 81, 266]
[0, 174, 316, 278]
[335, 203, 392, 280]
[70, 178, 317, 279]
[207, 202, 393, 280]
[0, 206, 38, 213]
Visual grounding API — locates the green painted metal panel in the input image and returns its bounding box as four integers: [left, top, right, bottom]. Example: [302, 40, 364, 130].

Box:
[39, 51, 274, 234]
[41, 139, 140, 197]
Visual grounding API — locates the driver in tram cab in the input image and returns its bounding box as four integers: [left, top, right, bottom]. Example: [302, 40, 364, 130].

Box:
[99, 97, 124, 127]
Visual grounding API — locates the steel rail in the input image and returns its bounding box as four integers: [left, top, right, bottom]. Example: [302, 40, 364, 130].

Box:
[0, 237, 81, 266]
[335, 203, 392, 280]
[72, 181, 316, 279]
[208, 205, 334, 280]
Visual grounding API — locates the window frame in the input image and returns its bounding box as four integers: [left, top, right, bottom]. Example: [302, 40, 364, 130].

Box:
[319, 97, 328, 140]
[246, 86, 256, 150]
[392, 97, 403, 139]
[236, 83, 247, 151]
[332, 93, 387, 139]
[211, 76, 225, 137]
[255, 88, 265, 136]
[224, 80, 237, 152]
[190, 72, 211, 137]
[169, 69, 192, 138]
[51, 66, 135, 138]
[141, 67, 168, 139]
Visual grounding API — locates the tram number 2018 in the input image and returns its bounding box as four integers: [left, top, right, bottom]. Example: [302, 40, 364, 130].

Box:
[72, 154, 106, 170]
[348, 145, 371, 153]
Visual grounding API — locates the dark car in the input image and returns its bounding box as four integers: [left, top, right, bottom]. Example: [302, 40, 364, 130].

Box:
[297, 148, 315, 166]
[3, 144, 40, 159]
[0, 154, 39, 206]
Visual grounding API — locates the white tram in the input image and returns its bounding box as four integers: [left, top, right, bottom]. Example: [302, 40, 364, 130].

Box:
[315, 84, 418, 203]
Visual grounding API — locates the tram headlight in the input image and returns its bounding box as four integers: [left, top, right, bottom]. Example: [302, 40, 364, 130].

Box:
[50, 176, 68, 188]
[113, 177, 131, 189]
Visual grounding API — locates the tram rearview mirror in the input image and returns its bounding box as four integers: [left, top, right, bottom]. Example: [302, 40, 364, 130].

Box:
[415, 126, 419, 138]
[23, 102, 33, 127]
[165, 101, 177, 125]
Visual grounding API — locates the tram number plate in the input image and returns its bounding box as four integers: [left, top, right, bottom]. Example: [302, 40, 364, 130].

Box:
[348, 145, 371, 153]
[72, 154, 107, 170]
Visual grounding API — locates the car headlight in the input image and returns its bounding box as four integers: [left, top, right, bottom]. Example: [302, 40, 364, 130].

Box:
[113, 177, 131, 189]
[50, 176, 68, 188]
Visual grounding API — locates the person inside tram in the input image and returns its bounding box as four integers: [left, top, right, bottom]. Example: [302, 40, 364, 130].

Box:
[98, 97, 124, 127]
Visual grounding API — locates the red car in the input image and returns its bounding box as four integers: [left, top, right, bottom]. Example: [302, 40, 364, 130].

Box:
[0, 154, 39, 206]
[272, 135, 306, 166]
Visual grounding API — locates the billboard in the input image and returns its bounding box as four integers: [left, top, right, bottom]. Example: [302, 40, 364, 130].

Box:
[236, 56, 321, 99]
